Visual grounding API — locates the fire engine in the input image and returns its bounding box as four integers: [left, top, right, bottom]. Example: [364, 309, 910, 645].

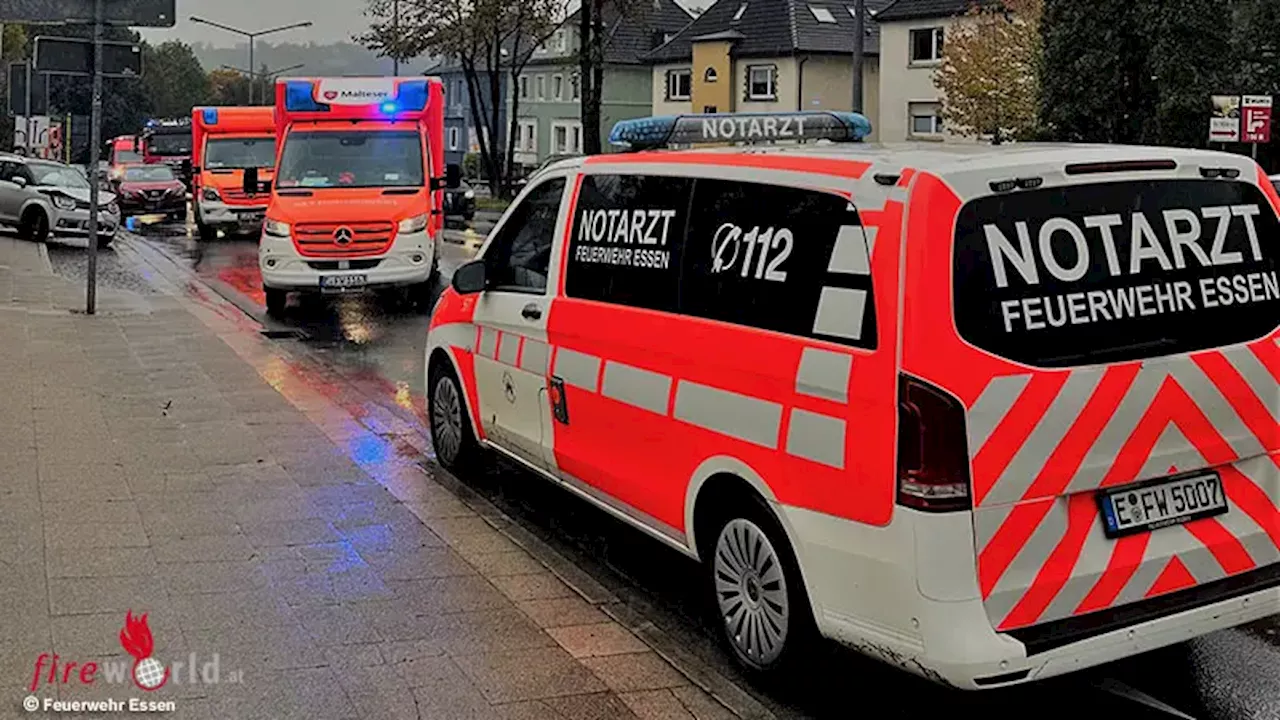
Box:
[139, 117, 193, 191]
[191, 106, 276, 241]
[257, 76, 453, 316]
[425, 111, 1280, 688]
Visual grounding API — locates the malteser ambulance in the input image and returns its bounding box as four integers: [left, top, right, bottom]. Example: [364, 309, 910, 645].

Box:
[258, 77, 454, 316]
[424, 111, 1280, 688]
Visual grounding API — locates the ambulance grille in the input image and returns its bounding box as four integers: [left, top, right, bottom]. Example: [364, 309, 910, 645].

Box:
[293, 221, 395, 257]
[220, 188, 269, 203]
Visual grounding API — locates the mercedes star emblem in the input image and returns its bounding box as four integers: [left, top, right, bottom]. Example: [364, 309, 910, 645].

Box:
[333, 227, 354, 245]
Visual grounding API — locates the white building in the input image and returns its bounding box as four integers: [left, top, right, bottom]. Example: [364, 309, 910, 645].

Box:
[873, 0, 974, 143]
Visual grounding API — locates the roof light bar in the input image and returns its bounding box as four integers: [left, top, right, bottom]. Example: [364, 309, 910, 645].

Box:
[609, 111, 873, 151]
[201, 108, 218, 125]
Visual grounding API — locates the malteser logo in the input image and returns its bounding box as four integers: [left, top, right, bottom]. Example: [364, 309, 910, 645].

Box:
[323, 90, 339, 100]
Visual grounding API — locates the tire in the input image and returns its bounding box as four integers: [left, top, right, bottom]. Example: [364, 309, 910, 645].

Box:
[703, 495, 816, 676]
[19, 208, 49, 243]
[428, 362, 481, 472]
[264, 287, 288, 317]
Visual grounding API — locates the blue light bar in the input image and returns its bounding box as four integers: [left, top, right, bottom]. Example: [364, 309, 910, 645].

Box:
[609, 111, 873, 151]
[201, 108, 218, 125]
[394, 80, 429, 112]
[284, 81, 330, 112]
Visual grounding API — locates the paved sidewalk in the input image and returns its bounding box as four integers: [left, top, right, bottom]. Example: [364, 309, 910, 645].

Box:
[0, 236, 738, 720]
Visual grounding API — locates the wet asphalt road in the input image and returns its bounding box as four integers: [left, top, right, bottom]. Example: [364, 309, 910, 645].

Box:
[49, 215, 1280, 720]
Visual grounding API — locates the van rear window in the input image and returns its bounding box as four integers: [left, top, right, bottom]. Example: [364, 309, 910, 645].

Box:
[953, 180, 1280, 367]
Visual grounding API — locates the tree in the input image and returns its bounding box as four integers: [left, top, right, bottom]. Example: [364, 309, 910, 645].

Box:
[359, 0, 558, 198]
[209, 68, 250, 105]
[141, 40, 211, 119]
[933, 0, 1043, 143]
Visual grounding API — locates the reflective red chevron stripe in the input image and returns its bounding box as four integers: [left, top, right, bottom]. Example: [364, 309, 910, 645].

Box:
[972, 374, 1070, 505]
[1193, 352, 1280, 452]
[1075, 532, 1150, 614]
[1000, 492, 1097, 628]
[1222, 464, 1280, 549]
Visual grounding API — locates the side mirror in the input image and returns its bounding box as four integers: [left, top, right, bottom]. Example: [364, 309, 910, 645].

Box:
[452, 259, 487, 294]
[12, 176, 27, 188]
[445, 163, 462, 189]
[243, 166, 259, 195]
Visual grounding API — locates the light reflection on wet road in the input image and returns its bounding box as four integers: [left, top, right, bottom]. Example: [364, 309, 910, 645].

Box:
[84, 216, 1280, 720]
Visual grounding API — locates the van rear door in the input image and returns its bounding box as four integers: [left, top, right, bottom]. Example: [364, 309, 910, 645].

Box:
[916, 167, 1280, 639]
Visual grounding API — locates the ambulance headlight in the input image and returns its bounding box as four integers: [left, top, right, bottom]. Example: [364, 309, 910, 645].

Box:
[264, 219, 291, 237]
[399, 213, 428, 234]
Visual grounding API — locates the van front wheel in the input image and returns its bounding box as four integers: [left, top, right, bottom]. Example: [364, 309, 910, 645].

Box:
[708, 505, 814, 674]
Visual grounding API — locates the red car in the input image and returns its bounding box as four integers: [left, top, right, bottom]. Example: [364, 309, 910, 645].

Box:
[112, 163, 188, 222]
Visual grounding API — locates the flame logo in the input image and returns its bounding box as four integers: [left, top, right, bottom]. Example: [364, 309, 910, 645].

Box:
[120, 611, 154, 660]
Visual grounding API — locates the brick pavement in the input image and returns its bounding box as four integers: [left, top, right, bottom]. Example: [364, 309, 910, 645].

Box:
[0, 235, 740, 720]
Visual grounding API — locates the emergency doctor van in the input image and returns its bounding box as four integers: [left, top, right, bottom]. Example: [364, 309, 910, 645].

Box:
[258, 76, 454, 316]
[424, 111, 1280, 688]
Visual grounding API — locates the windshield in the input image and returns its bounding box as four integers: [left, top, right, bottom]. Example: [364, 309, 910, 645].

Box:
[146, 132, 191, 156]
[205, 137, 276, 170]
[124, 166, 176, 182]
[276, 130, 423, 189]
[29, 163, 89, 189]
[113, 148, 143, 163]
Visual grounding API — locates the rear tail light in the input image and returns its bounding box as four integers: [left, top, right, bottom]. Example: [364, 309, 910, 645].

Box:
[897, 373, 972, 512]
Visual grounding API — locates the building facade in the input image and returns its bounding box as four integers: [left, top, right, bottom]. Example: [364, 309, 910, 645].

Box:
[646, 0, 889, 142]
[873, 0, 973, 143]
[427, 63, 510, 170]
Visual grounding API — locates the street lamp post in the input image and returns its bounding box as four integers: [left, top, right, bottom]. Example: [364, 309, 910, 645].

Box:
[190, 17, 312, 104]
[221, 63, 305, 100]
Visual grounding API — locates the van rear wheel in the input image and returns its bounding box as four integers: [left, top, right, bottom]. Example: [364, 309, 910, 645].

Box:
[706, 499, 814, 675]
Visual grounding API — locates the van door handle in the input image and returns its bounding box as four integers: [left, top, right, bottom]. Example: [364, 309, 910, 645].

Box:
[521, 303, 542, 320]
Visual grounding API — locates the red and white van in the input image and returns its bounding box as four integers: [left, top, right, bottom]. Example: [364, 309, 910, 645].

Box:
[191, 106, 276, 241]
[425, 112, 1280, 688]
[258, 76, 451, 316]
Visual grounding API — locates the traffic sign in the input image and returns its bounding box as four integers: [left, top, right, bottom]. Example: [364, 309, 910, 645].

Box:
[0, 0, 175, 26]
[1209, 95, 1241, 143]
[1242, 95, 1272, 144]
[34, 36, 142, 78]
[7, 62, 48, 116]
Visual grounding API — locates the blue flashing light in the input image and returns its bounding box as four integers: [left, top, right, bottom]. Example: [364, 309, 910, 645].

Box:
[380, 102, 398, 114]
[394, 80, 429, 112]
[284, 81, 330, 112]
[610, 111, 874, 151]
[201, 108, 218, 125]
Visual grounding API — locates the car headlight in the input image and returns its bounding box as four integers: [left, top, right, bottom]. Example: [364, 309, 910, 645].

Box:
[52, 195, 76, 211]
[464, 189, 475, 199]
[202, 188, 220, 202]
[399, 213, 428, 234]
[263, 219, 291, 237]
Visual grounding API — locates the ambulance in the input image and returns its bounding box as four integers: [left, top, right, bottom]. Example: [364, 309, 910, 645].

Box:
[191, 106, 276, 241]
[139, 117, 194, 192]
[258, 76, 452, 316]
[424, 111, 1280, 688]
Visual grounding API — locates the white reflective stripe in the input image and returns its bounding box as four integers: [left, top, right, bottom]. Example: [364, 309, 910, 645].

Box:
[862, 226, 878, 258]
[826, 226, 871, 275]
[673, 380, 782, 449]
[812, 287, 867, 341]
[1065, 365, 1167, 494]
[520, 339, 550, 375]
[1236, 455, 1280, 511]
[429, 322, 476, 352]
[1223, 346, 1280, 424]
[1215, 486, 1279, 568]
[984, 499, 1068, 627]
[967, 375, 1032, 456]
[984, 368, 1104, 506]
[602, 361, 672, 415]
[478, 327, 499, 359]
[1134, 425, 1204, 482]
[1114, 525, 1224, 607]
[1168, 359, 1265, 460]
[973, 502, 1014, 552]
[554, 348, 601, 392]
[795, 347, 852, 403]
[498, 332, 520, 366]
[1038, 517, 1113, 624]
[785, 409, 846, 469]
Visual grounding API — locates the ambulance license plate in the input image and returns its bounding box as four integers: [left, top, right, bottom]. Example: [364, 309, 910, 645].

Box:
[320, 274, 367, 289]
[1098, 472, 1227, 539]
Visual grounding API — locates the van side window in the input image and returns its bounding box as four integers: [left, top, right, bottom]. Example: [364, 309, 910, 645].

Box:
[485, 177, 566, 293]
[681, 179, 877, 349]
[565, 173, 692, 312]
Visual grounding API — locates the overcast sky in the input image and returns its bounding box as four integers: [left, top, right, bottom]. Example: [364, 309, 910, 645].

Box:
[139, 0, 369, 47]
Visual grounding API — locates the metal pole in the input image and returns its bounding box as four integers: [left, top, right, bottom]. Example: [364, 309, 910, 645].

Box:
[86, 0, 103, 315]
[851, 0, 864, 113]
[1253, 142, 1259, 161]
[248, 36, 254, 104]
[24, 60, 32, 154]
[392, 0, 400, 77]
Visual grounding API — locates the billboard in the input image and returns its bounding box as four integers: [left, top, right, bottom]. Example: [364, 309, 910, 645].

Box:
[1209, 95, 1241, 143]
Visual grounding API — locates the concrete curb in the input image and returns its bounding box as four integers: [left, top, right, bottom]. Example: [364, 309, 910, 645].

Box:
[37, 241, 52, 275]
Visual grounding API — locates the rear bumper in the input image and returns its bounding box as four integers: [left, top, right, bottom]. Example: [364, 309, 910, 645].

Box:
[780, 504, 1280, 690]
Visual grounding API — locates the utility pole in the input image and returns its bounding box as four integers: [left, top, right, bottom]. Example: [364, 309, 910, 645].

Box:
[87, 0, 104, 314]
[392, 0, 400, 77]
[851, 0, 864, 113]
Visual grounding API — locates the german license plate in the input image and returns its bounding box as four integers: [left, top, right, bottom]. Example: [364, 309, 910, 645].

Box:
[1098, 471, 1228, 538]
[319, 274, 367, 289]
[240, 211, 264, 224]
